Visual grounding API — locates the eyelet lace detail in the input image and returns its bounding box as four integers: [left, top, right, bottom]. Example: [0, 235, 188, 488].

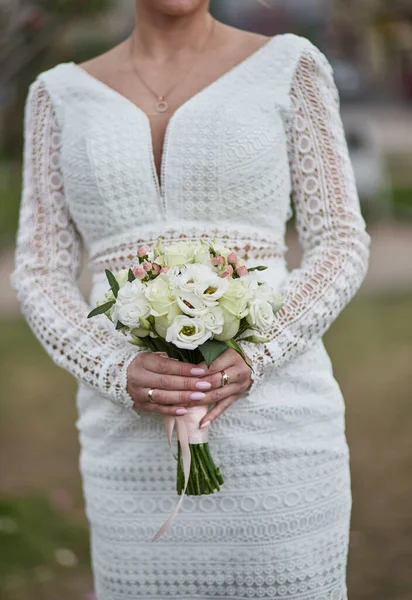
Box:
[9, 80, 139, 410]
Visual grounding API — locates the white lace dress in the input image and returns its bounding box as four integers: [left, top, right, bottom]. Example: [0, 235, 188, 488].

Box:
[11, 33, 370, 600]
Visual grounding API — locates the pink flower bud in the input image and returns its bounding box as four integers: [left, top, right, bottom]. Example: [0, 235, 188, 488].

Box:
[152, 263, 161, 275]
[160, 266, 169, 274]
[221, 265, 234, 278]
[132, 266, 146, 279]
[237, 265, 248, 277]
[143, 261, 152, 272]
[137, 247, 147, 258]
[227, 252, 237, 264]
[212, 255, 225, 266]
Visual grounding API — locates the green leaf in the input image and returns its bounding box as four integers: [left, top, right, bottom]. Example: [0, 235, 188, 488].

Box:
[247, 265, 268, 272]
[238, 335, 270, 344]
[128, 337, 149, 348]
[115, 319, 126, 331]
[128, 268, 136, 282]
[225, 339, 253, 371]
[199, 340, 229, 367]
[87, 301, 114, 318]
[105, 269, 119, 298]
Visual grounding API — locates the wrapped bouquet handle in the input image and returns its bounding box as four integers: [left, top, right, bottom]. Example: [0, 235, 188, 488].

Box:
[151, 406, 209, 542]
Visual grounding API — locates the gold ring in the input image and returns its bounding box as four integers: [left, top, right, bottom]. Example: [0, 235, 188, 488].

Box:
[147, 388, 155, 403]
[221, 370, 229, 387]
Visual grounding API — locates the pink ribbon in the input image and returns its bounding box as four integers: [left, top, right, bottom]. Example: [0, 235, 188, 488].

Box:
[151, 405, 209, 542]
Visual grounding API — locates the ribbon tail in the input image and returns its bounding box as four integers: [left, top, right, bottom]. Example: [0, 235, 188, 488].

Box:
[151, 417, 191, 542]
[164, 415, 177, 460]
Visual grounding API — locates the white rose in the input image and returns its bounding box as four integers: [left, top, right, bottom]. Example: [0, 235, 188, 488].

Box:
[257, 282, 285, 313]
[194, 241, 213, 266]
[247, 299, 274, 331]
[166, 315, 212, 350]
[153, 303, 182, 338]
[115, 268, 130, 289]
[203, 306, 224, 335]
[159, 241, 197, 268]
[213, 307, 240, 341]
[145, 273, 178, 318]
[115, 279, 150, 328]
[219, 278, 253, 319]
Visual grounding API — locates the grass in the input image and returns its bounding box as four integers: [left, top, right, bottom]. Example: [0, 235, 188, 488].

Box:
[1, 292, 412, 599]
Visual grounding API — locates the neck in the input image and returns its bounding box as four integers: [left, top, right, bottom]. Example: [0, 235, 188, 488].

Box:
[132, 3, 214, 62]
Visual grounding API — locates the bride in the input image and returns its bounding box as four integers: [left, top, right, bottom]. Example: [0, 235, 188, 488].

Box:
[10, 0, 370, 598]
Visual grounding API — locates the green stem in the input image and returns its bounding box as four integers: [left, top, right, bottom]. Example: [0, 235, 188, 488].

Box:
[199, 444, 220, 491]
[190, 445, 201, 495]
[204, 443, 224, 486]
[193, 444, 214, 494]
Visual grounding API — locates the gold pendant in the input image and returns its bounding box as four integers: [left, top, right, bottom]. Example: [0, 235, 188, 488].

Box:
[156, 97, 168, 113]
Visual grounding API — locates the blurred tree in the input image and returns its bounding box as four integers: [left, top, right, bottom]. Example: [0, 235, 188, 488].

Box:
[0, 0, 112, 157]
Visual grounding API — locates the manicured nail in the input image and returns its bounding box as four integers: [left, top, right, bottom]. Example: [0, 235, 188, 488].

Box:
[190, 392, 206, 401]
[176, 408, 188, 415]
[190, 367, 206, 376]
[200, 420, 211, 429]
[195, 381, 212, 391]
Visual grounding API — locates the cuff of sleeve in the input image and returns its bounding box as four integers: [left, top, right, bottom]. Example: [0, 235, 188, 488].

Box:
[240, 337, 285, 395]
[101, 346, 142, 413]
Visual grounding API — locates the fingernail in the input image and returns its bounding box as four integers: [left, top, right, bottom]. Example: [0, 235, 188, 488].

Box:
[195, 381, 212, 391]
[176, 408, 188, 415]
[190, 392, 206, 401]
[190, 368, 205, 376]
[200, 420, 211, 429]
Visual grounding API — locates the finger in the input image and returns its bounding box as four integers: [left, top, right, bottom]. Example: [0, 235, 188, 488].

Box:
[138, 387, 212, 407]
[136, 401, 189, 417]
[186, 382, 244, 408]
[208, 348, 239, 373]
[201, 365, 249, 390]
[141, 372, 213, 393]
[199, 394, 240, 427]
[142, 354, 209, 378]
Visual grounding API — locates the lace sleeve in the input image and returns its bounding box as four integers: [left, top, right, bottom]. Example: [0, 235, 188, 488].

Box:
[247, 43, 371, 388]
[9, 78, 140, 411]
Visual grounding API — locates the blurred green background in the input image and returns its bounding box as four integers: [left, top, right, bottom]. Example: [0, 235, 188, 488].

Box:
[1, 1, 412, 599]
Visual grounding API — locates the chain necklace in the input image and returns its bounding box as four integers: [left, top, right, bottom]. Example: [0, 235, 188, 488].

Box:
[129, 17, 216, 114]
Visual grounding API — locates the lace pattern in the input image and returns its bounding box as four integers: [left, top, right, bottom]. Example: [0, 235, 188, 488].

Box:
[10, 80, 139, 410]
[246, 43, 370, 391]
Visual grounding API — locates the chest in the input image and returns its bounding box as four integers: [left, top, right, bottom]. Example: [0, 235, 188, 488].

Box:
[56, 53, 295, 246]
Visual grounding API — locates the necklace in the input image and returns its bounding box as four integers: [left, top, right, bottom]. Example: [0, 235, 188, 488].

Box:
[129, 17, 216, 114]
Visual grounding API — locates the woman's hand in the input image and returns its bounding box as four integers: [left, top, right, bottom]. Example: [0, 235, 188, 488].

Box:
[127, 348, 252, 422]
[127, 352, 210, 416]
[193, 348, 253, 429]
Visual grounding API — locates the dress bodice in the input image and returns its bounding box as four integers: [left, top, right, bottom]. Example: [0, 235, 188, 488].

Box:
[10, 32, 371, 409]
[36, 34, 300, 266]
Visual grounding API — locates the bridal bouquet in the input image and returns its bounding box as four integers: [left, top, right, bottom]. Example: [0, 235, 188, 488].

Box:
[87, 237, 284, 540]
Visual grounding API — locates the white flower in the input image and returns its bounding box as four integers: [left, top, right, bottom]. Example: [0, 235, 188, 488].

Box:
[219, 278, 253, 319]
[176, 292, 210, 317]
[247, 299, 274, 331]
[256, 282, 285, 313]
[213, 307, 240, 341]
[166, 315, 212, 350]
[170, 264, 228, 305]
[194, 241, 213, 266]
[115, 268, 130, 289]
[145, 273, 178, 318]
[156, 241, 197, 268]
[203, 306, 224, 335]
[114, 279, 150, 328]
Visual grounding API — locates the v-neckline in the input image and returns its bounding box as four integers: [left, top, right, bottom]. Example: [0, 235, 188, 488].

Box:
[67, 34, 280, 206]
